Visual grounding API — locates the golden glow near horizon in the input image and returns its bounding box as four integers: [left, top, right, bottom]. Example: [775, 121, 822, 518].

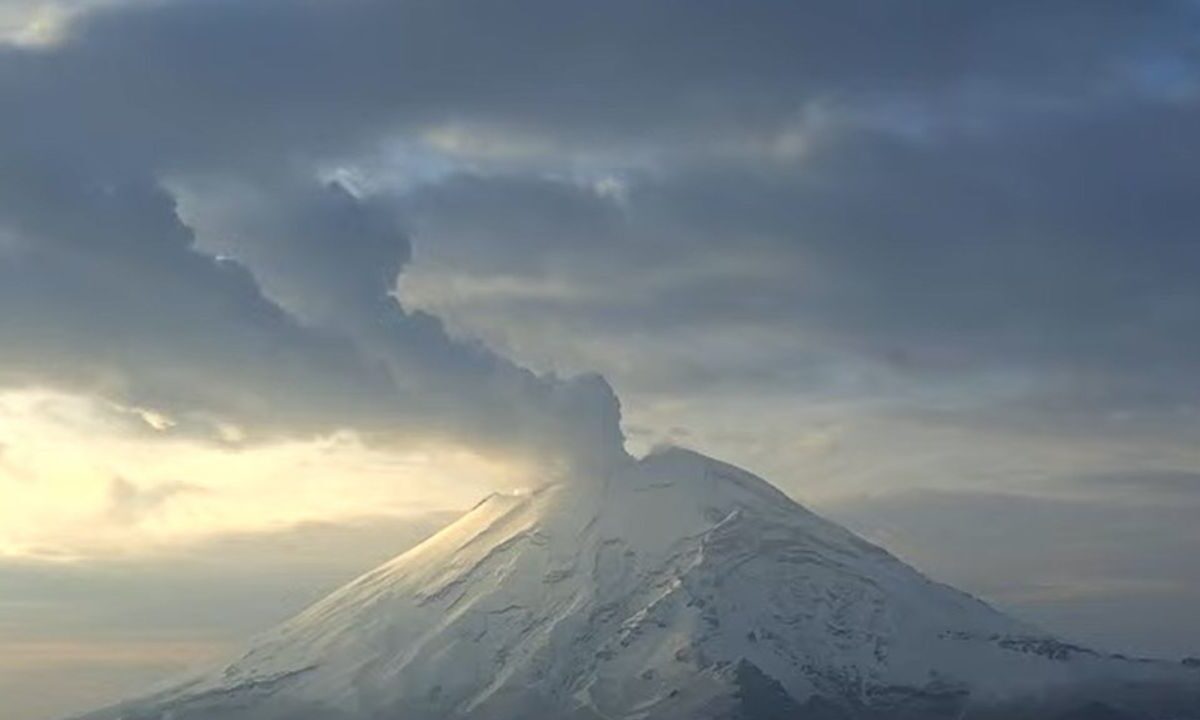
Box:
[0, 389, 523, 561]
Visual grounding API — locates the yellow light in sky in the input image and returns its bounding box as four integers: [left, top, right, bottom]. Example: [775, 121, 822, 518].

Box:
[0, 389, 524, 560]
[0, 3, 70, 46]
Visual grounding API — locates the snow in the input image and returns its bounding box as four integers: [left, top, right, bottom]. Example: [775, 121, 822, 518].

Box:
[76, 446, 1198, 720]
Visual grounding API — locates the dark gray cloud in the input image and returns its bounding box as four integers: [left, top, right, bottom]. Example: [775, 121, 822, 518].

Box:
[0, 167, 626, 466]
[0, 172, 401, 441]
[2, 0, 1191, 166]
[398, 95, 1200, 425]
[1, 0, 1197, 461]
[0, 54, 627, 470]
[171, 175, 626, 464]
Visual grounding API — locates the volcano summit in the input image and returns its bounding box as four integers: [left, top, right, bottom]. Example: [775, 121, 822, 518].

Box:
[77, 448, 1198, 720]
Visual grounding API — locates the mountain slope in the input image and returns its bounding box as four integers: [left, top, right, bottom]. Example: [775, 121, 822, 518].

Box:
[76, 447, 1198, 720]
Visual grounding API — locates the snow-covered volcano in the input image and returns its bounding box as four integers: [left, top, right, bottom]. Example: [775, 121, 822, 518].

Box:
[78, 448, 1197, 720]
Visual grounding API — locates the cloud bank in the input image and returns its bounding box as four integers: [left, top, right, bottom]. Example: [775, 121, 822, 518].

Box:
[3, 0, 1198, 465]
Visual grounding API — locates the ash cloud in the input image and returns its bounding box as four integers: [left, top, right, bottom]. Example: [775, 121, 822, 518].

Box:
[0, 0, 650, 472]
[0, 164, 626, 470]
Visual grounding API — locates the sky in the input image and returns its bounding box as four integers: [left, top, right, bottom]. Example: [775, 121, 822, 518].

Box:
[1, 0, 1200, 717]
